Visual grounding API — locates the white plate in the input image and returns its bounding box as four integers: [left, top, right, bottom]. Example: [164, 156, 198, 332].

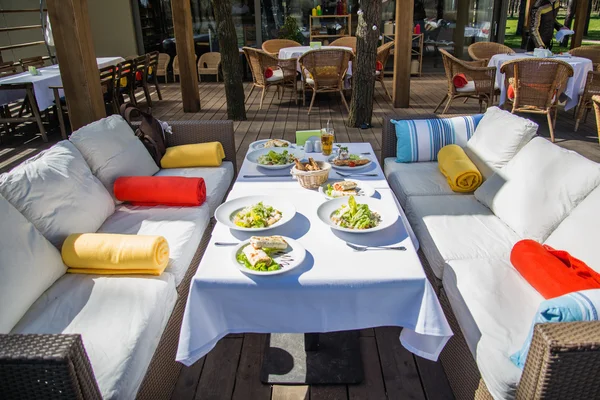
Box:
[318, 180, 376, 199]
[232, 237, 306, 276]
[215, 196, 296, 232]
[327, 154, 372, 171]
[316, 197, 397, 233]
[250, 139, 293, 151]
[246, 147, 303, 170]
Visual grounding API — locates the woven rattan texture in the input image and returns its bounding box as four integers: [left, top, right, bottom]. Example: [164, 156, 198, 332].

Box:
[467, 42, 515, 63]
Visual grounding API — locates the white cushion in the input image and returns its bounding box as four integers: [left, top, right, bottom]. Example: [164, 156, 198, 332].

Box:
[0, 194, 66, 333]
[0, 141, 114, 248]
[466, 106, 538, 171]
[455, 81, 500, 93]
[69, 115, 159, 200]
[154, 162, 234, 216]
[306, 77, 315, 86]
[545, 184, 600, 273]
[12, 273, 177, 400]
[266, 69, 284, 82]
[443, 258, 543, 400]
[98, 204, 210, 286]
[475, 137, 600, 242]
[406, 195, 521, 278]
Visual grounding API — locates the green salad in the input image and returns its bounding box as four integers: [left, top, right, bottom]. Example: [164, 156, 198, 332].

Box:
[331, 196, 380, 229]
[233, 202, 282, 228]
[236, 249, 281, 272]
[325, 184, 334, 197]
[348, 154, 361, 161]
[257, 150, 294, 165]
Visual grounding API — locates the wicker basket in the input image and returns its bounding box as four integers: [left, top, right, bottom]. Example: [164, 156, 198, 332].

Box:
[291, 161, 331, 189]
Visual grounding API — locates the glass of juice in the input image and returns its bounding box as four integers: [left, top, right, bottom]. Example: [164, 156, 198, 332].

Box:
[321, 127, 334, 156]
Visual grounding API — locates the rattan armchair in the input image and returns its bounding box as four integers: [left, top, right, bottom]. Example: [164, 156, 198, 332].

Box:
[173, 55, 180, 81]
[329, 36, 357, 53]
[156, 53, 170, 82]
[569, 46, 600, 70]
[500, 58, 573, 142]
[467, 42, 515, 63]
[592, 95, 600, 143]
[298, 48, 353, 114]
[376, 41, 394, 100]
[262, 39, 302, 56]
[435, 49, 496, 114]
[574, 71, 600, 131]
[197, 52, 221, 82]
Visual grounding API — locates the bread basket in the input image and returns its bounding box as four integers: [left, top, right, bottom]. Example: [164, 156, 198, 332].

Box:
[291, 161, 331, 189]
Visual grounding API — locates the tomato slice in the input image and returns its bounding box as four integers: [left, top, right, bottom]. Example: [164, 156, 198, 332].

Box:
[348, 161, 356, 167]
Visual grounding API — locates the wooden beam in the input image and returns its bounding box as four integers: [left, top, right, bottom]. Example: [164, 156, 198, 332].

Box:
[392, 0, 413, 108]
[47, 0, 105, 130]
[571, 0, 590, 49]
[453, 0, 470, 58]
[171, 0, 200, 112]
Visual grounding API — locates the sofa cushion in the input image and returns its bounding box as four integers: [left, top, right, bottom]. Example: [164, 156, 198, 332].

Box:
[154, 162, 234, 216]
[11, 273, 177, 400]
[406, 195, 521, 278]
[98, 204, 210, 286]
[466, 106, 538, 171]
[0, 194, 66, 333]
[443, 258, 544, 400]
[69, 115, 159, 200]
[0, 141, 114, 248]
[475, 137, 600, 242]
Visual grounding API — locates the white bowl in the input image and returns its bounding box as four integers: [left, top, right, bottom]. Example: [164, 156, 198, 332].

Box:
[250, 139, 293, 151]
[246, 147, 303, 170]
[215, 195, 296, 232]
[232, 237, 306, 276]
[327, 154, 372, 171]
[316, 197, 397, 233]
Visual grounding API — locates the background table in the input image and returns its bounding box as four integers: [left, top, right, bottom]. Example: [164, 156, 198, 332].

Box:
[488, 53, 593, 111]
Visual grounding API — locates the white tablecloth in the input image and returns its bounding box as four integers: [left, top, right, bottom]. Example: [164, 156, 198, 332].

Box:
[488, 53, 593, 111]
[0, 57, 125, 110]
[176, 143, 452, 367]
[279, 46, 354, 77]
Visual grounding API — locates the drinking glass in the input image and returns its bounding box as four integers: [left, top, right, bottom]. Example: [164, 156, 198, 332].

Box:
[321, 127, 334, 156]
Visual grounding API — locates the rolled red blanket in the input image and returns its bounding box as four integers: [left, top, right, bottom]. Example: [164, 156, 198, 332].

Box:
[114, 176, 206, 207]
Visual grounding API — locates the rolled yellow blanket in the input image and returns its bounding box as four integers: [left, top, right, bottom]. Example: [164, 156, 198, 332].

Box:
[62, 233, 170, 275]
[161, 142, 225, 168]
[437, 144, 482, 193]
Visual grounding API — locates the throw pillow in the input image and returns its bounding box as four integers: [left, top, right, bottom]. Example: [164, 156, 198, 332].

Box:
[264, 67, 274, 79]
[452, 73, 468, 88]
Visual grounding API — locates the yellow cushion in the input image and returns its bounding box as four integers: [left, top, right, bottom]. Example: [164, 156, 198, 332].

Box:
[437, 144, 482, 193]
[161, 142, 225, 168]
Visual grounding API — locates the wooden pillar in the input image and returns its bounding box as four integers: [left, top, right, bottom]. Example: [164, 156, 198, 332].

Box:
[172, 0, 201, 112]
[392, 0, 413, 108]
[46, 0, 105, 130]
[453, 0, 469, 58]
[571, 0, 590, 49]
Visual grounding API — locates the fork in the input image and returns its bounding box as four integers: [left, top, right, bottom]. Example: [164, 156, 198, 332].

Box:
[336, 172, 378, 177]
[346, 243, 406, 252]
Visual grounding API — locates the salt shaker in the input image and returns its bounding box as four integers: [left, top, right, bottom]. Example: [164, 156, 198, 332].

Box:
[314, 140, 322, 153]
[304, 140, 314, 153]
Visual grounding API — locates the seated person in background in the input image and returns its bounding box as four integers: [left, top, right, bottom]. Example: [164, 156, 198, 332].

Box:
[527, 0, 569, 50]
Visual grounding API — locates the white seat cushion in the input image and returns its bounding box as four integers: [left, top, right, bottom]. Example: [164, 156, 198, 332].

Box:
[306, 77, 315, 86]
[69, 115, 159, 200]
[0, 194, 66, 333]
[154, 162, 234, 216]
[475, 137, 600, 242]
[406, 195, 521, 278]
[443, 258, 544, 400]
[12, 273, 177, 400]
[266, 68, 284, 82]
[98, 204, 210, 286]
[455, 81, 500, 93]
[0, 141, 114, 248]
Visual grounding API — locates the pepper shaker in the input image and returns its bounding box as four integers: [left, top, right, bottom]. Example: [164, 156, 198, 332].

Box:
[314, 140, 322, 153]
[304, 140, 314, 153]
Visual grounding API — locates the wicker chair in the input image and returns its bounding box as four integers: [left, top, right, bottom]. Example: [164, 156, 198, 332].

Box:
[435, 49, 496, 114]
[197, 52, 221, 82]
[173, 55, 180, 81]
[0, 61, 18, 77]
[298, 48, 353, 115]
[114, 59, 136, 107]
[156, 53, 170, 82]
[467, 42, 515, 63]
[376, 41, 394, 100]
[500, 58, 573, 142]
[592, 95, 600, 143]
[569, 46, 600, 70]
[132, 54, 150, 106]
[243, 47, 298, 110]
[329, 36, 357, 53]
[262, 39, 302, 56]
[574, 71, 600, 132]
[19, 56, 45, 72]
[145, 51, 163, 103]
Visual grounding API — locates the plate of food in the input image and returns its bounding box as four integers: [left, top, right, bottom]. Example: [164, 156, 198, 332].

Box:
[316, 195, 397, 233]
[250, 139, 292, 151]
[215, 196, 296, 232]
[232, 235, 306, 276]
[318, 180, 376, 199]
[246, 148, 303, 169]
[327, 152, 372, 171]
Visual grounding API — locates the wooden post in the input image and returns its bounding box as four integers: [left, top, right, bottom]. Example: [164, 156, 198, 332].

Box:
[46, 0, 105, 130]
[392, 0, 413, 108]
[521, 0, 533, 48]
[171, 0, 201, 112]
[453, 0, 469, 58]
[571, 0, 590, 49]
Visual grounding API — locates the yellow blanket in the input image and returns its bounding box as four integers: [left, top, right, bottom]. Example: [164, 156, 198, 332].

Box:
[161, 142, 225, 168]
[437, 145, 482, 193]
[62, 233, 170, 275]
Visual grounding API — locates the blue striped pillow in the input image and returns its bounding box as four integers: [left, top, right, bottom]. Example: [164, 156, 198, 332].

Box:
[391, 115, 483, 163]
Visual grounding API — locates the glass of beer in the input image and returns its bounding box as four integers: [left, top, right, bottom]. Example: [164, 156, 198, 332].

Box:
[321, 127, 334, 156]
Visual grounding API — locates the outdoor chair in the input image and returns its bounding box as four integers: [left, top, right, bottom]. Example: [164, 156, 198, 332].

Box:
[173, 55, 180, 82]
[298, 48, 353, 115]
[242, 47, 298, 110]
[197, 52, 221, 82]
[467, 42, 515, 63]
[262, 39, 302, 56]
[50, 84, 69, 139]
[569, 46, 600, 70]
[19, 56, 45, 72]
[592, 95, 600, 143]
[132, 54, 152, 106]
[156, 53, 170, 82]
[329, 36, 357, 53]
[114, 59, 136, 107]
[146, 51, 163, 102]
[376, 41, 394, 100]
[435, 48, 496, 114]
[574, 70, 600, 131]
[0, 61, 18, 77]
[500, 58, 573, 142]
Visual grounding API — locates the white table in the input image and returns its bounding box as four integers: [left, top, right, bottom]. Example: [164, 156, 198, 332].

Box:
[488, 53, 593, 111]
[176, 143, 453, 367]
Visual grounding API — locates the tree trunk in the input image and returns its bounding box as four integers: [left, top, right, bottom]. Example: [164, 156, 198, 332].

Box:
[347, 2, 381, 128]
[562, 0, 576, 46]
[211, 0, 247, 121]
[585, 0, 593, 35]
[516, 0, 527, 35]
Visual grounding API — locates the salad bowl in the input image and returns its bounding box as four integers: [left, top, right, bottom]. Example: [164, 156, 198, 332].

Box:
[215, 195, 296, 232]
[246, 147, 303, 170]
[316, 196, 397, 233]
[232, 237, 306, 276]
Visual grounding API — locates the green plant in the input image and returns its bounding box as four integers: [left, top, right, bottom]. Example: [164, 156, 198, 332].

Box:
[279, 15, 304, 44]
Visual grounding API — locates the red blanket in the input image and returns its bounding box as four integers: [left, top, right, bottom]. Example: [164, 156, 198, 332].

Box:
[114, 176, 206, 207]
[510, 239, 600, 299]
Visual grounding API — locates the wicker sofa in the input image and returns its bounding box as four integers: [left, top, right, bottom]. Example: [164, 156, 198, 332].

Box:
[381, 111, 600, 400]
[0, 118, 236, 400]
